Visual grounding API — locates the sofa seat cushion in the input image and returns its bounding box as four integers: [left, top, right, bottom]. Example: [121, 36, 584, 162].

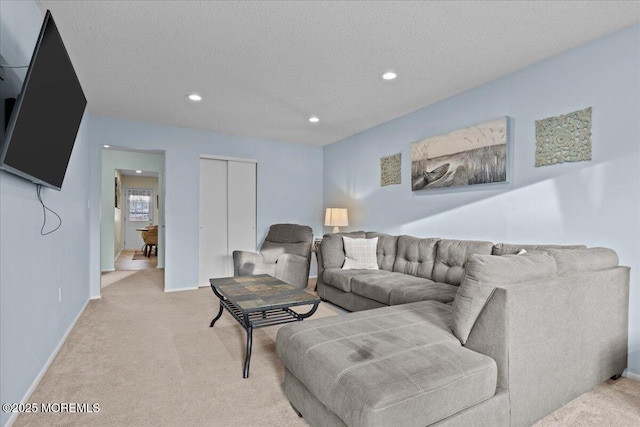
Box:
[323, 268, 394, 293]
[276, 301, 498, 427]
[389, 281, 459, 305]
[351, 273, 432, 305]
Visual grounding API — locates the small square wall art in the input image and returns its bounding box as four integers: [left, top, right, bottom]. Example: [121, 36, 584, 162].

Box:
[380, 153, 401, 186]
[535, 107, 592, 167]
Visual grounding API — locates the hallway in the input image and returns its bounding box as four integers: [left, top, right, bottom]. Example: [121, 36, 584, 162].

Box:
[101, 250, 159, 289]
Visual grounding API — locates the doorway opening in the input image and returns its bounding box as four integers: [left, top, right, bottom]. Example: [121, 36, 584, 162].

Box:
[116, 172, 159, 270]
[100, 147, 165, 293]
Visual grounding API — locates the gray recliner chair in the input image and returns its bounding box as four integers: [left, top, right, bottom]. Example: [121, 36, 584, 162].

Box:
[233, 224, 313, 289]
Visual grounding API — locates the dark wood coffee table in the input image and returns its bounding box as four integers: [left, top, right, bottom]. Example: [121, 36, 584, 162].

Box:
[209, 274, 320, 378]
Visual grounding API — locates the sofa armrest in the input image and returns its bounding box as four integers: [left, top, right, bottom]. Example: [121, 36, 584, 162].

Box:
[232, 250, 264, 276]
[316, 249, 326, 293]
[275, 253, 310, 289]
[465, 266, 629, 427]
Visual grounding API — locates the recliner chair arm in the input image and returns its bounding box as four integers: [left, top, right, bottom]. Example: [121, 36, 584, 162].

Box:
[232, 250, 265, 276]
[275, 254, 310, 289]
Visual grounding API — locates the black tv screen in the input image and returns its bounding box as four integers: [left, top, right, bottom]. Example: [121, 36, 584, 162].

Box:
[0, 10, 86, 190]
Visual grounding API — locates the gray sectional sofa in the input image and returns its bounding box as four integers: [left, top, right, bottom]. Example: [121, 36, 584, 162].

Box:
[315, 231, 587, 311]
[276, 232, 629, 427]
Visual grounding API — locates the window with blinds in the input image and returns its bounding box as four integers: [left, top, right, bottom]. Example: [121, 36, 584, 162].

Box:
[126, 188, 154, 222]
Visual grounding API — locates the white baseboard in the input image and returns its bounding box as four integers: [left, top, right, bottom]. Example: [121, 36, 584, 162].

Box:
[623, 369, 640, 381]
[164, 286, 199, 293]
[5, 299, 89, 427]
[89, 295, 102, 300]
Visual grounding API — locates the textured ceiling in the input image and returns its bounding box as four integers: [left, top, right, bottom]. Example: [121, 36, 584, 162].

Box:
[35, 1, 639, 146]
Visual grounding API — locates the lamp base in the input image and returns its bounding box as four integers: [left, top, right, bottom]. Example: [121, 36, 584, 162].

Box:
[332, 226, 340, 233]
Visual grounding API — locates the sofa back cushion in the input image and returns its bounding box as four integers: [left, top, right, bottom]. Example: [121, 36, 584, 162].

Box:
[544, 247, 619, 276]
[432, 240, 494, 285]
[492, 243, 586, 256]
[320, 231, 366, 269]
[392, 236, 439, 279]
[367, 232, 398, 271]
[452, 251, 558, 344]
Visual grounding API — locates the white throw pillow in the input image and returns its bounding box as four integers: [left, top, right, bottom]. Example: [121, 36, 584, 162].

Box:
[342, 236, 379, 270]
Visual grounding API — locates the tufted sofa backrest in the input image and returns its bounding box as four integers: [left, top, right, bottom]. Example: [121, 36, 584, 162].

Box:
[322, 234, 495, 285]
[392, 236, 439, 279]
[319, 232, 603, 290]
[432, 239, 494, 285]
[366, 232, 398, 271]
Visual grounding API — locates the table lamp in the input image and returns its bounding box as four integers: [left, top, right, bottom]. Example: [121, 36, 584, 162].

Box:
[325, 208, 349, 233]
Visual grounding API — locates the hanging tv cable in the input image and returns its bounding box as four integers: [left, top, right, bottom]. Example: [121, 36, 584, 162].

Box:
[36, 185, 62, 235]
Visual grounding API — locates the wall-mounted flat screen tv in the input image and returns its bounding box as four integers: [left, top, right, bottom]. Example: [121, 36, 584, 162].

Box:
[0, 10, 87, 190]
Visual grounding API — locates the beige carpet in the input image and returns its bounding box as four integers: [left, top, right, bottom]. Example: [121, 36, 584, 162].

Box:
[14, 270, 640, 426]
[535, 377, 640, 426]
[99, 270, 138, 288]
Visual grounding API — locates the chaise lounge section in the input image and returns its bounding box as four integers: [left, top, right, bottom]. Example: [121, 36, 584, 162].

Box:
[278, 233, 629, 426]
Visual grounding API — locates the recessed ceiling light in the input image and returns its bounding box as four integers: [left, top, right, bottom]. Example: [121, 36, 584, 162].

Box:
[381, 71, 397, 80]
[187, 93, 202, 102]
[103, 145, 110, 148]
[135, 170, 142, 174]
[308, 116, 320, 123]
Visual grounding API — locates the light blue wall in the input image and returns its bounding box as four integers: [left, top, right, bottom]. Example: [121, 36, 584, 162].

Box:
[323, 24, 640, 376]
[88, 116, 324, 296]
[100, 149, 165, 271]
[3, 3, 635, 421]
[0, 2, 91, 425]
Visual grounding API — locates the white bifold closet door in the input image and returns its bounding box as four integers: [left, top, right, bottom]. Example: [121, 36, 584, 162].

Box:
[198, 157, 256, 286]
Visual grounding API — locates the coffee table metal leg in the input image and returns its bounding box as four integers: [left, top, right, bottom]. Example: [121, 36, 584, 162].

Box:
[210, 301, 224, 327]
[297, 302, 320, 320]
[243, 326, 253, 378]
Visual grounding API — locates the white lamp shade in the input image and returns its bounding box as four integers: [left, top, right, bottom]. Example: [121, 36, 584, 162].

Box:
[325, 208, 349, 227]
